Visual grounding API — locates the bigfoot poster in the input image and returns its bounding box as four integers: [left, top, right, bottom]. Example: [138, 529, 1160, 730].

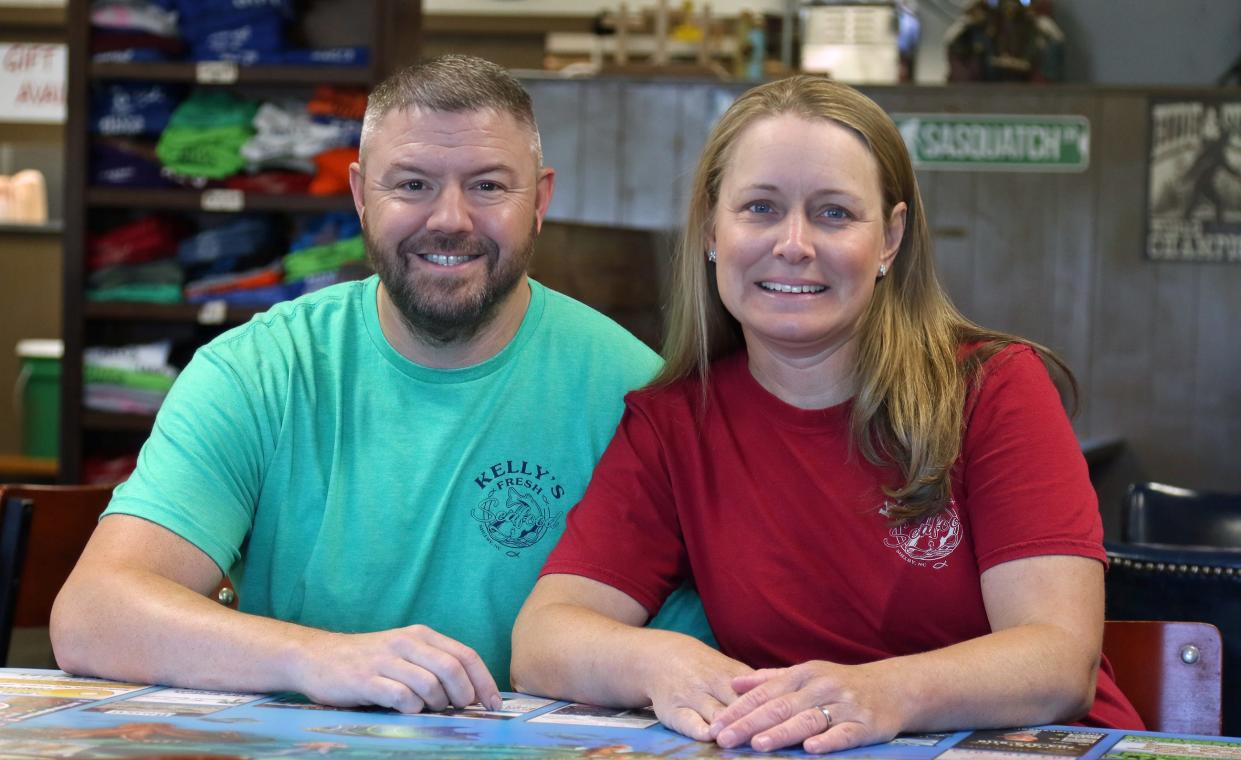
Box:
[1146, 98, 1241, 262]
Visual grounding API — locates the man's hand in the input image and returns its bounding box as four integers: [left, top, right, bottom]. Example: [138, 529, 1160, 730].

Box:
[293, 624, 502, 713]
[645, 641, 754, 742]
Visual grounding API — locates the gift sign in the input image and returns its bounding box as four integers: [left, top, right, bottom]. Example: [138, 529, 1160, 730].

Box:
[0, 43, 67, 123]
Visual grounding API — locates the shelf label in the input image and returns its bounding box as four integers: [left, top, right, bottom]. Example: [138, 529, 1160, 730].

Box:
[201, 189, 245, 212]
[197, 301, 227, 325]
[195, 61, 239, 85]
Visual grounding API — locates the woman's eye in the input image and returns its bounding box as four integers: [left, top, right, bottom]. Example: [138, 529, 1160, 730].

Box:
[822, 206, 851, 220]
[744, 201, 773, 214]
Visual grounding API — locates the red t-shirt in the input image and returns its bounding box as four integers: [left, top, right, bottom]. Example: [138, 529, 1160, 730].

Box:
[543, 345, 1141, 729]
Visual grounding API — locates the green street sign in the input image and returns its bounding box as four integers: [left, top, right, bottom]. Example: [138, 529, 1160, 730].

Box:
[893, 114, 1090, 172]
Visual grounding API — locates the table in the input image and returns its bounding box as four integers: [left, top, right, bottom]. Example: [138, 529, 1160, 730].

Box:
[0, 669, 1237, 759]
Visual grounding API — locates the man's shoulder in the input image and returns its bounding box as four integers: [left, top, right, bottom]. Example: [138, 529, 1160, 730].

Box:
[527, 281, 661, 388]
[535, 282, 657, 359]
[204, 278, 369, 357]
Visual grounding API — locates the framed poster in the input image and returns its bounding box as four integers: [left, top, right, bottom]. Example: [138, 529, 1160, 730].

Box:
[1146, 97, 1241, 262]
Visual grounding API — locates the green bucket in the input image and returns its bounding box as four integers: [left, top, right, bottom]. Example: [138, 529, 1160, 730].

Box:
[15, 339, 62, 459]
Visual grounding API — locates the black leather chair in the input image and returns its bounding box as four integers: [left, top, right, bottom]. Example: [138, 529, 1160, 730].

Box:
[1105, 541, 1241, 736]
[1122, 481, 1241, 548]
[0, 496, 34, 666]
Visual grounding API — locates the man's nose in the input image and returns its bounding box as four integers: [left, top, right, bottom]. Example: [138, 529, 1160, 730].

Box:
[426, 187, 473, 235]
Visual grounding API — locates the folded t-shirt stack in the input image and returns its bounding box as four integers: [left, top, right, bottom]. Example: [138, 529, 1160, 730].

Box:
[181, 211, 366, 307]
[91, 82, 178, 137]
[174, 0, 290, 63]
[91, 82, 182, 186]
[177, 215, 280, 279]
[90, 0, 368, 66]
[156, 88, 258, 181]
[87, 215, 188, 303]
[241, 100, 361, 175]
[83, 340, 180, 415]
[285, 207, 367, 288]
[91, 0, 184, 62]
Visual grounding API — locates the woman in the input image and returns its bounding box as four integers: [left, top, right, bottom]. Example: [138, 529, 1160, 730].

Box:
[510, 75, 1141, 754]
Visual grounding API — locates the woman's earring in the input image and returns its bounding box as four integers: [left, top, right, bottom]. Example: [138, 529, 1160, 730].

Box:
[878, 263, 888, 278]
[708, 249, 717, 263]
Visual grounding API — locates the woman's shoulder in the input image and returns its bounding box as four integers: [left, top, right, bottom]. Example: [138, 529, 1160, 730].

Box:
[960, 339, 1065, 423]
[959, 339, 1049, 385]
[624, 350, 748, 415]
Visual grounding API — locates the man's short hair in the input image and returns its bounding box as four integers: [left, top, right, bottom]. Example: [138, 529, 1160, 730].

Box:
[360, 54, 543, 167]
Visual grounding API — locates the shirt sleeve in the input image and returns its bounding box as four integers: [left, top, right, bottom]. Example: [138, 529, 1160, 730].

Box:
[960, 345, 1106, 573]
[103, 342, 269, 574]
[541, 394, 691, 618]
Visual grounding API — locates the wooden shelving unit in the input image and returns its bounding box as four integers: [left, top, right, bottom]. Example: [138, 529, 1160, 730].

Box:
[59, 0, 417, 482]
[85, 188, 356, 213]
[89, 61, 376, 85]
[83, 301, 266, 324]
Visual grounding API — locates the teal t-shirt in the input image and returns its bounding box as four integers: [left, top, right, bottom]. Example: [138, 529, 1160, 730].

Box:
[106, 276, 711, 688]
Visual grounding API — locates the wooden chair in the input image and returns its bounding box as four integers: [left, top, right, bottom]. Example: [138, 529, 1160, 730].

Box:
[0, 495, 35, 665]
[0, 483, 238, 666]
[1103, 620, 1223, 735]
[0, 483, 114, 666]
[1105, 541, 1241, 735]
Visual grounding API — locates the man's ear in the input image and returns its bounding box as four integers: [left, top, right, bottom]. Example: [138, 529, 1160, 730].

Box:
[533, 166, 556, 234]
[348, 161, 366, 227]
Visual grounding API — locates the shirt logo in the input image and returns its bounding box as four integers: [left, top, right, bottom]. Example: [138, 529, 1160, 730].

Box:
[881, 499, 963, 569]
[470, 459, 565, 557]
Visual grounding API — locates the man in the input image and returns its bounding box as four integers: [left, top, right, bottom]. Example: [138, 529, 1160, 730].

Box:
[51, 55, 708, 713]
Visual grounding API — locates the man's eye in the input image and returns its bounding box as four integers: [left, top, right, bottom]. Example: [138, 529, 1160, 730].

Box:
[477, 181, 501, 192]
[400, 180, 426, 191]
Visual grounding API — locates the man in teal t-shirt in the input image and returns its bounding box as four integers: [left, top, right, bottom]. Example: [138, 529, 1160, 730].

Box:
[51, 55, 710, 712]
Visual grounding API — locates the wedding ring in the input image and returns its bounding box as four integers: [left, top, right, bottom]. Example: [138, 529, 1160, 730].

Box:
[816, 704, 833, 730]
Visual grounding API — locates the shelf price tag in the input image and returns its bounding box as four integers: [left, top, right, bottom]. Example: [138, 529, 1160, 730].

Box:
[197, 301, 228, 325]
[195, 61, 239, 84]
[201, 189, 245, 212]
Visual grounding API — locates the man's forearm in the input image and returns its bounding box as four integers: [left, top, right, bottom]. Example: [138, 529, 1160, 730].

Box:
[51, 565, 317, 694]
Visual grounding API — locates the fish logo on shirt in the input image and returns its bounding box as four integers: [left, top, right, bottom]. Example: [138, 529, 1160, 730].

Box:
[882, 499, 963, 568]
[470, 458, 564, 557]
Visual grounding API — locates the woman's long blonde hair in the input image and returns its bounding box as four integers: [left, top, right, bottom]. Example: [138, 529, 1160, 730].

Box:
[654, 75, 1076, 521]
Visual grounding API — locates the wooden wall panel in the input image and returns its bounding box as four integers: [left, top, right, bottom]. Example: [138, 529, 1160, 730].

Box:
[1147, 263, 1201, 481]
[1045, 95, 1102, 411]
[919, 171, 978, 319]
[531, 221, 662, 348]
[619, 85, 684, 230]
[1088, 95, 1156, 443]
[1193, 264, 1241, 489]
[577, 81, 624, 227]
[527, 80, 583, 223]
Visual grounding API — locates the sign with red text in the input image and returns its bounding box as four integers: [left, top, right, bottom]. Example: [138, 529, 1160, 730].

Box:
[0, 43, 67, 123]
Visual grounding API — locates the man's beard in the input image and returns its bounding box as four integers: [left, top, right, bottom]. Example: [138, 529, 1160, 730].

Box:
[366, 223, 536, 346]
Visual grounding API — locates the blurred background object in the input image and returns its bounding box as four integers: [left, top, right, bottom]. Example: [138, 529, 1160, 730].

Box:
[945, 0, 1065, 83]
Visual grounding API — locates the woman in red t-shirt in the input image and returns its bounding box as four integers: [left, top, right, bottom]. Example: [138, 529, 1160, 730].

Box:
[511, 75, 1142, 754]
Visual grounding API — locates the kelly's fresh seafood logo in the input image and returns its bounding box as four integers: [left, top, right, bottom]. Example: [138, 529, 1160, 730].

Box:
[470, 459, 563, 557]
[881, 499, 963, 569]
